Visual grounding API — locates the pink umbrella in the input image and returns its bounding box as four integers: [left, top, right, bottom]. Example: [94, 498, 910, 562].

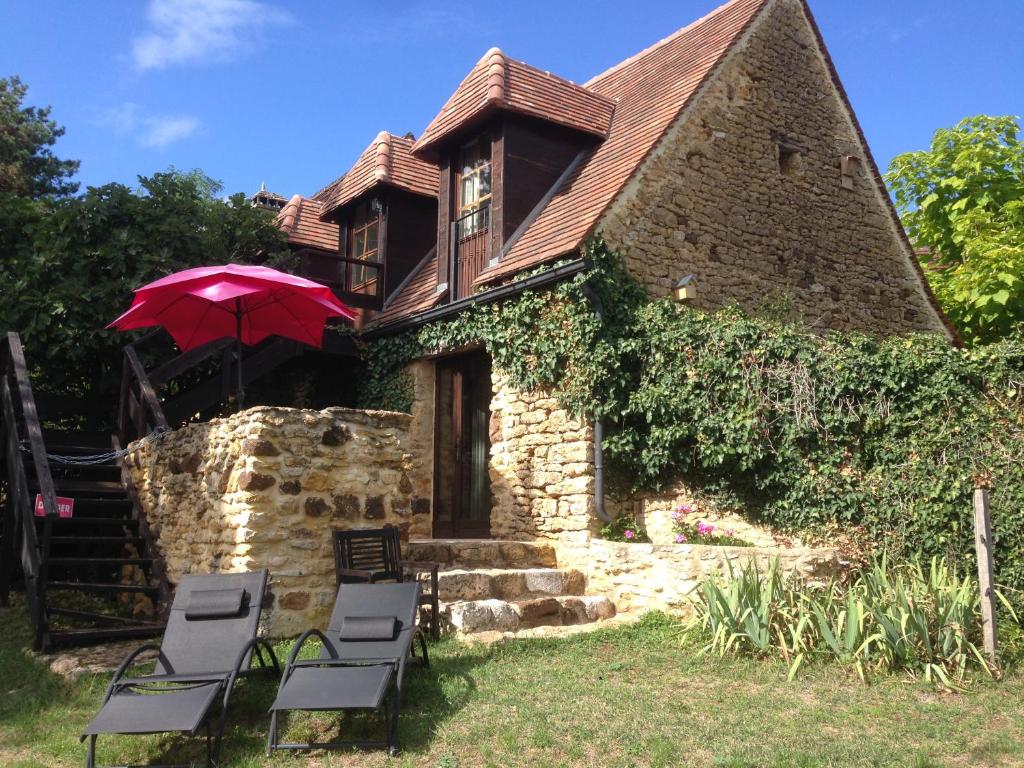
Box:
[108, 263, 356, 409]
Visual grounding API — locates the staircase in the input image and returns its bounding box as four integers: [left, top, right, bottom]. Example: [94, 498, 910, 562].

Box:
[28, 431, 167, 649]
[1, 333, 170, 652]
[406, 539, 616, 637]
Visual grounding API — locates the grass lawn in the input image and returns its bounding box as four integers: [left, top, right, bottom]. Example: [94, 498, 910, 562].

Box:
[1, 597, 1022, 768]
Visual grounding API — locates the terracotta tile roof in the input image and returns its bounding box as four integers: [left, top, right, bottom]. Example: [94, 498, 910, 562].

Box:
[374, 0, 765, 326]
[318, 132, 438, 217]
[375, 248, 446, 324]
[476, 0, 768, 284]
[412, 48, 616, 156]
[275, 195, 338, 252]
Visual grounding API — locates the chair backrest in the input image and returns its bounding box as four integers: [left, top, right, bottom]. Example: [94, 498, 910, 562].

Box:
[156, 570, 268, 675]
[332, 527, 403, 584]
[323, 582, 420, 662]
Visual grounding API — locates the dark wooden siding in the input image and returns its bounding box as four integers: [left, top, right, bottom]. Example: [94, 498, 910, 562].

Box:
[501, 117, 585, 245]
[385, 192, 437, 297]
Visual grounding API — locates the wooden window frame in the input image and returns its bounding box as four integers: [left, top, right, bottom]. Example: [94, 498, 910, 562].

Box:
[456, 136, 492, 235]
[345, 201, 381, 293]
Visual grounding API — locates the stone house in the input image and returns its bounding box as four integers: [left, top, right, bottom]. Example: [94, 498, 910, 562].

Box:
[139, 0, 953, 637]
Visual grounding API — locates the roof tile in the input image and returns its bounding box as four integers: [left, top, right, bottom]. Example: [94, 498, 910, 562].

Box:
[412, 48, 616, 155]
[276, 195, 338, 252]
[319, 132, 438, 216]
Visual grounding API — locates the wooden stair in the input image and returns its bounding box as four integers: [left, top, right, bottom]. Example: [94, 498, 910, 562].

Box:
[25, 433, 166, 649]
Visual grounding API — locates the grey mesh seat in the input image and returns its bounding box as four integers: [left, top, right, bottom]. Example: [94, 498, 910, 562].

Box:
[81, 571, 279, 768]
[267, 581, 428, 757]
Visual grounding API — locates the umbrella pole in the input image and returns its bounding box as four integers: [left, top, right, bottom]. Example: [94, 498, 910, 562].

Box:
[235, 302, 244, 412]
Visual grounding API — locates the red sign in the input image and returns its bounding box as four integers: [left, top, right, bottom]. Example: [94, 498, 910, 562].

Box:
[34, 494, 74, 518]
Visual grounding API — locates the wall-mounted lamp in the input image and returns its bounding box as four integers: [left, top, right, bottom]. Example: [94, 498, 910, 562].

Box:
[674, 274, 697, 302]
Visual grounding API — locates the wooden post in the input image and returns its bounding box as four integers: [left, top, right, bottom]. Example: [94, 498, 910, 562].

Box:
[973, 488, 998, 666]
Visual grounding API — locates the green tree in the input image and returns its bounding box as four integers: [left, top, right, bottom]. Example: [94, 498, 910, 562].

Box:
[0, 75, 79, 199]
[0, 169, 291, 417]
[886, 115, 1024, 344]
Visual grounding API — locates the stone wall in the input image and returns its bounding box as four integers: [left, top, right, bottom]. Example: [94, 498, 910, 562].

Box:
[607, 483, 783, 548]
[127, 406, 431, 636]
[566, 539, 842, 615]
[488, 371, 596, 544]
[598, 0, 948, 338]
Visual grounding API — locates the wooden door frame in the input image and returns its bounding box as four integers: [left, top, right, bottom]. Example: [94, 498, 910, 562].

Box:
[432, 351, 492, 539]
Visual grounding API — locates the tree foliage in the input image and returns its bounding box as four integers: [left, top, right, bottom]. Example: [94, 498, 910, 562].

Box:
[886, 115, 1024, 344]
[0, 75, 80, 199]
[0, 170, 291, 407]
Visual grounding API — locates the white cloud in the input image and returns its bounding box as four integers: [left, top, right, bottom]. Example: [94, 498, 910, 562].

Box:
[99, 103, 200, 149]
[139, 115, 201, 148]
[132, 0, 292, 71]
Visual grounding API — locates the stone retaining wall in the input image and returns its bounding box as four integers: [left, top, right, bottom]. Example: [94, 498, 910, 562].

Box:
[562, 539, 842, 615]
[127, 406, 431, 636]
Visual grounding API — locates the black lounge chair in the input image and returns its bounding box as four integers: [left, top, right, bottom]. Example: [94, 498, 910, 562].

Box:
[267, 581, 428, 757]
[81, 570, 280, 768]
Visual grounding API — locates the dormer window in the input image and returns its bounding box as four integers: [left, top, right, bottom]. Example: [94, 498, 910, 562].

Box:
[457, 137, 492, 235]
[346, 199, 380, 295]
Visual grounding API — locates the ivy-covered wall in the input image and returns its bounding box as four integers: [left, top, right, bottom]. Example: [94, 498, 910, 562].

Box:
[359, 240, 1024, 598]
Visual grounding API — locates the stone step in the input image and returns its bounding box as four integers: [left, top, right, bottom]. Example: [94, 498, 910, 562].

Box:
[437, 567, 584, 602]
[407, 539, 558, 569]
[444, 595, 616, 635]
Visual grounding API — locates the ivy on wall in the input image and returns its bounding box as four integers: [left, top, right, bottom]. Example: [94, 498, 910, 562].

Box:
[358, 239, 1024, 596]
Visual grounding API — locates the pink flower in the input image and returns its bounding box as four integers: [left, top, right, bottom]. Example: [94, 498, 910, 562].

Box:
[624, 529, 635, 540]
[676, 503, 695, 515]
[726, 529, 735, 538]
[675, 533, 687, 544]
[670, 510, 683, 521]
[696, 521, 715, 536]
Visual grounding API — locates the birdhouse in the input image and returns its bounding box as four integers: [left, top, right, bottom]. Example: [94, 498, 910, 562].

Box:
[674, 274, 697, 302]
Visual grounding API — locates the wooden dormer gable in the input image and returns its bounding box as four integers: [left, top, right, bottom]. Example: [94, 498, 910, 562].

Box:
[412, 48, 615, 300]
[316, 132, 438, 312]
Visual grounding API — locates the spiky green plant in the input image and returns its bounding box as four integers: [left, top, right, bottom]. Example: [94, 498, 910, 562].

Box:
[687, 554, 1009, 689]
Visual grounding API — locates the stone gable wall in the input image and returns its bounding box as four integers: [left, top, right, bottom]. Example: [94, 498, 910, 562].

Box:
[127, 406, 431, 636]
[598, 0, 947, 337]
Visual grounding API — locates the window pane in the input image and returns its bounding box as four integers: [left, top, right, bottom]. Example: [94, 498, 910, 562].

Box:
[366, 222, 378, 255]
[354, 230, 365, 258]
[478, 166, 491, 199]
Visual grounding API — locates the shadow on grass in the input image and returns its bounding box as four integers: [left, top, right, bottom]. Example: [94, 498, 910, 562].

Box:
[91, 638, 489, 767]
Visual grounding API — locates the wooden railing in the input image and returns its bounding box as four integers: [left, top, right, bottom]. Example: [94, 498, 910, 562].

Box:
[451, 206, 491, 301]
[117, 346, 170, 446]
[0, 332, 58, 650]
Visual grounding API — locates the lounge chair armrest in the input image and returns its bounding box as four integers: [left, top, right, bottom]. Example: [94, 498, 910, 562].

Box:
[290, 656, 400, 669]
[231, 636, 282, 679]
[285, 628, 338, 669]
[105, 643, 164, 702]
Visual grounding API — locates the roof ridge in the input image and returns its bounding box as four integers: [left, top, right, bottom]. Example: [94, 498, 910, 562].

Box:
[373, 130, 392, 184]
[585, 0, 763, 87]
[276, 194, 303, 232]
[484, 47, 506, 104]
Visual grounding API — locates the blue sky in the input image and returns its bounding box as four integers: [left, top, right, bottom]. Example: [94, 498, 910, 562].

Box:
[2, 0, 1021, 199]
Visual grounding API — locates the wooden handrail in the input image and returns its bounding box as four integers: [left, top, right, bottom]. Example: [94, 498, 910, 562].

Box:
[118, 346, 169, 445]
[0, 331, 55, 650]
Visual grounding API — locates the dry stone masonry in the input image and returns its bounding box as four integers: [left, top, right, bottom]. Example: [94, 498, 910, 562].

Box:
[127, 406, 431, 636]
[599, 0, 948, 337]
[488, 371, 597, 544]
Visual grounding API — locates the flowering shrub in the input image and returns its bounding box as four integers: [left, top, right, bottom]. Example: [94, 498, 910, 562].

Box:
[600, 512, 650, 543]
[671, 503, 752, 547]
